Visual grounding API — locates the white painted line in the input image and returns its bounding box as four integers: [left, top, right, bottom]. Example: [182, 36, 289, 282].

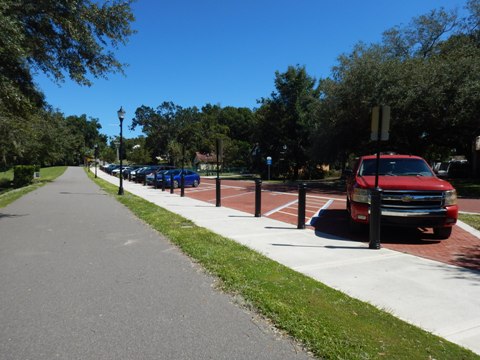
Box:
[268, 190, 346, 202]
[188, 186, 216, 193]
[306, 199, 334, 226]
[275, 210, 297, 217]
[207, 191, 252, 202]
[264, 199, 299, 216]
[201, 181, 247, 190]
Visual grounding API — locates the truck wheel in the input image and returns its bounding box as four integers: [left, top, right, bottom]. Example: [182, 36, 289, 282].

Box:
[173, 180, 179, 188]
[433, 227, 452, 240]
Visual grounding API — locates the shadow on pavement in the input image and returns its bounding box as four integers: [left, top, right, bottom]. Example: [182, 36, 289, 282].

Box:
[312, 209, 444, 244]
[313, 209, 480, 271]
[0, 213, 28, 219]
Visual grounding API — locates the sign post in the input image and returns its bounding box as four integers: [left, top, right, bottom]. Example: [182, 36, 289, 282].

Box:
[266, 156, 272, 180]
[369, 105, 390, 249]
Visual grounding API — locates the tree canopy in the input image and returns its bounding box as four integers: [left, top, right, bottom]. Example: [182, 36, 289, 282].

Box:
[0, 0, 135, 168]
[2, 1, 479, 179]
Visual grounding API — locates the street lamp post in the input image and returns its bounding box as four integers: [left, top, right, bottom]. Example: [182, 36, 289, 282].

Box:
[117, 106, 126, 195]
[94, 144, 98, 178]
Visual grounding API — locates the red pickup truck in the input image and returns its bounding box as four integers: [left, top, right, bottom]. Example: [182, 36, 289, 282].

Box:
[346, 154, 458, 239]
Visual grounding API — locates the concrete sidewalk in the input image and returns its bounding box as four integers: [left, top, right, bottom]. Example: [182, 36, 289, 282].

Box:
[97, 170, 480, 355]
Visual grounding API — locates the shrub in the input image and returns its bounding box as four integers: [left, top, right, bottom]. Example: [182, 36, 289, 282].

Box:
[13, 165, 35, 188]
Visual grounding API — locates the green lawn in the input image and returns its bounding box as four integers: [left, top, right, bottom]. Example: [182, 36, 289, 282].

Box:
[459, 213, 480, 230]
[0, 166, 67, 208]
[87, 170, 478, 360]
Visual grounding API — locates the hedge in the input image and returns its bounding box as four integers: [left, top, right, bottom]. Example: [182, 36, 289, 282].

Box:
[13, 165, 35, 188]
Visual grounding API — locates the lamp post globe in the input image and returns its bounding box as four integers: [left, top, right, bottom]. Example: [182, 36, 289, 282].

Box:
[117, 106, 126, 195]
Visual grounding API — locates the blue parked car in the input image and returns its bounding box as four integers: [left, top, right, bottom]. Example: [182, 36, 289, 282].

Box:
[161, 169, 200, 188]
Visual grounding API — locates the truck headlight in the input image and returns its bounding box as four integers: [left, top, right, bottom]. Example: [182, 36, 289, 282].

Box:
[444, 190, 457, 206]
[352, 188, 370, 204]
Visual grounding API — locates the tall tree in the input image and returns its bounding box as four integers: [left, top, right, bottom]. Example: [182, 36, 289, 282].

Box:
[258, 65, 320, 178]
[312, 1, 480, 168]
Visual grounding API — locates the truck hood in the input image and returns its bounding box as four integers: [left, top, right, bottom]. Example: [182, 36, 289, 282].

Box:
[356, 175, 454, 191]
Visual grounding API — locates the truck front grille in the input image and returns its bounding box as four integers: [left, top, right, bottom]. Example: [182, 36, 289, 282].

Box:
[381, 190, 444, 209]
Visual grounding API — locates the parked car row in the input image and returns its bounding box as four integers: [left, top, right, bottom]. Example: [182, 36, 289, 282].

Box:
[146, 169, 200, 188]
[101, 164, 201, 189]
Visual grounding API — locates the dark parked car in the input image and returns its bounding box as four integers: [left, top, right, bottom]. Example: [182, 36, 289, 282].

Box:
[436, 160, 470, 179]
[134, 165, 162, 184]
[129, 166, 148, 181]
[124, 165, 145, 180]
[104, 164, 120, 174]
[145, 166, 175, 186]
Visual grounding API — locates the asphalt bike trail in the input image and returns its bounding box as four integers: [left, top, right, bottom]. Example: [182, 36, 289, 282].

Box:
[0, 167, 311, 360]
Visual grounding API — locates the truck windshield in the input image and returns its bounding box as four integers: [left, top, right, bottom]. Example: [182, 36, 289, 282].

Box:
[358, 158, 434, 177]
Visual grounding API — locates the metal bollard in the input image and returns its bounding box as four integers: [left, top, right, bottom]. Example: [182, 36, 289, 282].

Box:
[254, 178, 262, 217]
[297, 183, 307, 229]
[216, 177, 221, 207]
[180, 173, 185, 197]
[170, 173, 174, 194]
[128, 172, 131, 181]
[162, 173, 166, 191]
[369, 187, 382, 249]
[153, 171, 158, 189]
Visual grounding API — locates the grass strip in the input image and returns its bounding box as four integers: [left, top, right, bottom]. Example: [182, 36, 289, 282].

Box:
[0, 166, 67, 208]
[88, 171, 478, 360]
[459, 214, 480, 231]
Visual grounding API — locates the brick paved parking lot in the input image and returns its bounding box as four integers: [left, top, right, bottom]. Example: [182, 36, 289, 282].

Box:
[184, 178, 480, 271]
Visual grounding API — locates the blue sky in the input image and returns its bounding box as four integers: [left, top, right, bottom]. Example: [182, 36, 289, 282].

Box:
[34, 0, 468, 139]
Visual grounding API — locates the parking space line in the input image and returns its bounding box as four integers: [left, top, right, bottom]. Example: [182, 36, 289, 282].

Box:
[188, 186, 217, 193]
[264, 199, 299, 216]
[201, 181, 248, 190]
[275, 210, 298, 217]
[306, 199, 334, 226]
[207, 191, 253, 202]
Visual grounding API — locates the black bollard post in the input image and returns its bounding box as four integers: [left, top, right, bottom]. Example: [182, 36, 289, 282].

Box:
[170, 173, 174, 194]
[216, 177, 221, 207]
[180, 172, 185, 197]
[369, 188, 382, 249]
[297, 183, 307, 229]
[254, 178, 262, 217]
[128, 172, 131, 181]
[153, 171, 158, 189]
[162, 173, 166, 191]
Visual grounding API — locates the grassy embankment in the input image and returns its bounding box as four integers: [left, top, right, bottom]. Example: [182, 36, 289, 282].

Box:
[0, 166, 67, 208]
[452, 179, 480, 230]
[87, 170, 478, 360]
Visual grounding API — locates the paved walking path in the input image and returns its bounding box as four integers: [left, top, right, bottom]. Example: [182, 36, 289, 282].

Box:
[96, 168, 480, 355]
[0, 168, 311, 360]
